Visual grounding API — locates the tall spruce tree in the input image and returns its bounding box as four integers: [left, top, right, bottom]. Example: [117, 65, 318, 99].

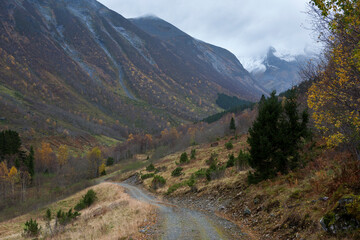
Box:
[27, 146, 35, 177]
[247, 90, 309, 183]
[230, 117, 236, 131]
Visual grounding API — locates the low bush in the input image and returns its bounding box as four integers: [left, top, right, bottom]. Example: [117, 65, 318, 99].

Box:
[171, 167, 183, 177]
[45, 208, 52, 222]
[24, 218, 40, 237]
[141, 173, 155, 180]
[106, 157, 114, 166]
[152, 175, 166, 189]
[186, 176, 196, 187]
[74, 189, 97, 211]
[226, 154, 235, 168]
[193, 168, 207, 179]
[56, 208, 80, 225]
[225, 142, 233, 150]
[206, 163, 225, 181]
[146, 163, 155, 172]
[166, 182, 185, 195]
[190, 149, 196, 160]
[83, 189, 97, 206]
[237, 150, 250, 170]
[180, 152, 189, 164]
[206, 153, 218, 166]
[74, 201, 86, 211]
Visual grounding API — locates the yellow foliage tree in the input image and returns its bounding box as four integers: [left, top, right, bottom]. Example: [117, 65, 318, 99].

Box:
[308, 0, 360, 157]
[0, 161, 8, 180]
[98, 163, 106, 176]
[38, 142, 55, 172]
[8, 166, 19, 195]
[87, 147, 102, 178]
[57, 145, 69, 168]
[127, 133, 134, 142]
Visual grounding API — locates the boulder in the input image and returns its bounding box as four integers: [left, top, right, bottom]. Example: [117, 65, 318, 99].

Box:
[244, 206, 251, 216]
[320, 194, 360, 234]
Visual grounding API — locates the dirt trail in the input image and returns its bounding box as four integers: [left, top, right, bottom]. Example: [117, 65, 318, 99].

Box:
[114, 182, 246, 240]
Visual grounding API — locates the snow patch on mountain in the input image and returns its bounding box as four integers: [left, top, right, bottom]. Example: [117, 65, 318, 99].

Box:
[239, 56, 266, 73]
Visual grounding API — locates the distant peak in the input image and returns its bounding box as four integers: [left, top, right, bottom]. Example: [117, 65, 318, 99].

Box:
[268, 46, 276, 54]
[134, 14, 161, 20]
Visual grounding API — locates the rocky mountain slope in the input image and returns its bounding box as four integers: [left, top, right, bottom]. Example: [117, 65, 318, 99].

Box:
[0, 0, 264, 142]
[251, 47, 311, 93]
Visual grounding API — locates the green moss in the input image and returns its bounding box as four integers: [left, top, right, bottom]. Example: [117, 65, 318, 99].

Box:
[344, 194, 360, 221]
[289, 189, 303, 200]
[323, 211, 336, 227]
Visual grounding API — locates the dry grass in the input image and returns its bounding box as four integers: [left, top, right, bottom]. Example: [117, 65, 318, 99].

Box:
[0, 183, 156, 240]
[134, 134, 359, 239]
[140, 135, 249, 194]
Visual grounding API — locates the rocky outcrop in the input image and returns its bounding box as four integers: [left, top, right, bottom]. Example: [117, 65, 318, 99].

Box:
[320, 194, 360, 234]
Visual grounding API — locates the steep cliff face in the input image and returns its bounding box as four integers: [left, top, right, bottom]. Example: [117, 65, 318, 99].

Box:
[0, 0, 264, 139]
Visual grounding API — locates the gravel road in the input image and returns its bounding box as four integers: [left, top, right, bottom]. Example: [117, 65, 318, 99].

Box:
[114, 182, 246, 240]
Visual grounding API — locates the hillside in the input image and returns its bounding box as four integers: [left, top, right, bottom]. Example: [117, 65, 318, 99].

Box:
[3, 133, 357, 239]
[0, 0, 265, 146]
[117, 135, 358, 240]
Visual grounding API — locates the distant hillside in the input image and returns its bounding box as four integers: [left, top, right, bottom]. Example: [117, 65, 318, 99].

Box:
[0, 0, 265, 144]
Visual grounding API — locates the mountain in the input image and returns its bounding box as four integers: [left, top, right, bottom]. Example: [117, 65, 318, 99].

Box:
[250, 47, 311, 93]
[130, 16, 267, 99]
[0, 0, 264, 143]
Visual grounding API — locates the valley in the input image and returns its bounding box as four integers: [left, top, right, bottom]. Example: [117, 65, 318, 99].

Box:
[0, 0, 359, 239]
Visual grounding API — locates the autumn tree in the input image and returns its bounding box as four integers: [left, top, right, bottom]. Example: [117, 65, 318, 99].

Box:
[57, 145, 69, 169]
[0, 161, 9, 200]
[307, 0, 360, 158]
[37, 142, 56, 173]
[98, 163, 106, 176]
[143, 134, 153, 152]
[87, 147, 102, 178]
[8, 166, 19, 195]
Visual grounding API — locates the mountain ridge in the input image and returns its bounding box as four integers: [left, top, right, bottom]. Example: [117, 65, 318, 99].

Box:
[250, 47, 312, 93]
[0, 0, 265, 143]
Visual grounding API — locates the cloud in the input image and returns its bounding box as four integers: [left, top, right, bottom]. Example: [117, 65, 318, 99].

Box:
[98, 0, 317, 63]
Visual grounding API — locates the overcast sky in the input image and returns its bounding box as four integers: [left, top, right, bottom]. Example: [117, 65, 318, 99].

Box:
[97, 0, 318, 70]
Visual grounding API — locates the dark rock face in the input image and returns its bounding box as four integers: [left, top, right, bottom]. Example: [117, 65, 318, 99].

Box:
[320, 195, 360, 234]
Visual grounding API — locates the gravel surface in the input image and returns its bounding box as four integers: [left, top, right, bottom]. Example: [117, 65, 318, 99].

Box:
[115, 182, 248, 239]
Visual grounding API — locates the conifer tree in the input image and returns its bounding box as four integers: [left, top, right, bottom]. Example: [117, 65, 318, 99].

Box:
[230, 117, 236, 131]
[247, 91, 309, 183]
[0, 130, 21, 157]
[27, 146, 35, 177]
